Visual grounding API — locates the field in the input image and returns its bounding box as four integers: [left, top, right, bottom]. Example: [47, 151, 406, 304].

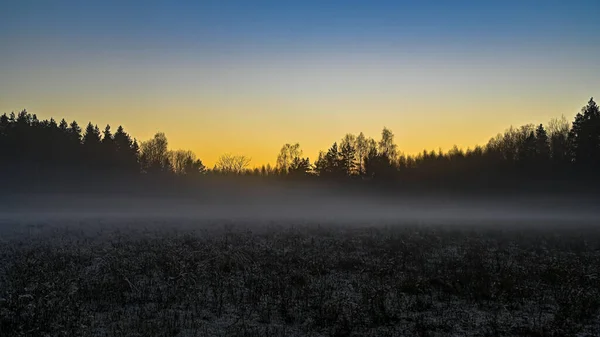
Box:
[1, 218, 600, 337]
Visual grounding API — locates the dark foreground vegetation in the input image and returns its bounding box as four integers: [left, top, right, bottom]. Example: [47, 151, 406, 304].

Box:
[2, 221, 600, 337]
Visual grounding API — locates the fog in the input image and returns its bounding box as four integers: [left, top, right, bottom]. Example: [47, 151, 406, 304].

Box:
[1, 184, 599, 226]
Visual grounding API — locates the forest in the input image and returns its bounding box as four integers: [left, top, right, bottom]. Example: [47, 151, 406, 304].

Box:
[1, 98, 599, 193]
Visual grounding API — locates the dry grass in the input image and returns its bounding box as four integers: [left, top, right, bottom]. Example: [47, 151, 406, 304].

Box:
[1, 221, 600, 336]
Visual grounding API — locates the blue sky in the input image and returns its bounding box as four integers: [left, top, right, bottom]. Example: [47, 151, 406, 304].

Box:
[3, 1, 598, 50]
[1, 1, 599, 165]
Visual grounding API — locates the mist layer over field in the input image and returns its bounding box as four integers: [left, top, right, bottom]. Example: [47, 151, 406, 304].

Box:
[1, 184, 598, 225]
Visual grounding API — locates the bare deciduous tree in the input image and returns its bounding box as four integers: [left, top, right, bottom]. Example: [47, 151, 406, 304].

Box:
[355, 132, 368, 174]
[216, 153, 251, 174]
[548, 115, 571, 163]
[169, 149, 206, 175]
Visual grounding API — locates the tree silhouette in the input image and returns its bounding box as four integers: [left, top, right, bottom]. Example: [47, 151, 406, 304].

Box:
[568, 98, 600, 169]
[81, 122, 101, 170]
[517, 129, 537, 168]
[314, 142, 346, 179]
[100, 125, 116, 170]
[2, 96, 600, 192]
[339, 136, 357, 176]
[113, 126, 139, 173]
[355, 132, 368, 175]
[169, 150, 206, 176]
[215, 153, 251, 174]
[276, 143, 302, 174]
[140, 132, 170, 174]
[364, 147, 396, 180]
[288, 156, 312, 177]
[83, 123, 101, 147]
[0, 114, 10, 172]
[378, 127, 397, 161]
[358, 128, 399, 180]
[69, 121, 82, 144]
[548, 115, 570, 166]
[535, 124, 550, 161]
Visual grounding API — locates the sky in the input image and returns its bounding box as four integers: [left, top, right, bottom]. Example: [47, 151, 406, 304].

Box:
[1, 0, 599, 167]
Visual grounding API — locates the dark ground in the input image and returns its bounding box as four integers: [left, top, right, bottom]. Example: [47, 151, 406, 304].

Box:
[1, 214, 600, 337]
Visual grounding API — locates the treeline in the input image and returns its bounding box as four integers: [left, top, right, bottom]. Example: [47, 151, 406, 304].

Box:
[1, 98, 600, 193]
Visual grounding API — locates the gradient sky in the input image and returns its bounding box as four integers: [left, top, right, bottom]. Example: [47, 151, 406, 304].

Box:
[1, 1, 599, 167]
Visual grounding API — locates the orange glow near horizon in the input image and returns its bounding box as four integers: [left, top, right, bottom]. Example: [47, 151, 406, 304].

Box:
[2, 90, 594, 168]
[2, 3, 599, 168]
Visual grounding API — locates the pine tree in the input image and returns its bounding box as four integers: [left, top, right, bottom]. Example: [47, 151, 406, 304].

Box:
[0, 114, 9, 135]
[289, 157, 311, 177]
[114, 126, 131, 151]
[68, 121, 82, 144]
[535, 124, 550, 161]
[113, 126, 138, 172]
[83, 123, 101, 147]
[53, 119, 71, 170]
[568, 98, 600, 167]
[58, 119, 68, 133]
[102, 125, 113, 143]
[130, 139, 140, 172]
[82, 123, 102, 169]
[517, 131, 537, 168]
[313, 143, 344, 178]
[0, 114, 8, 167]
[314, 151, 328, 177]
[101, 124, 116, 169]
[339, 140, 357, 176]
[48, 118, 57, 129]
[326, 142, 344, 178]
